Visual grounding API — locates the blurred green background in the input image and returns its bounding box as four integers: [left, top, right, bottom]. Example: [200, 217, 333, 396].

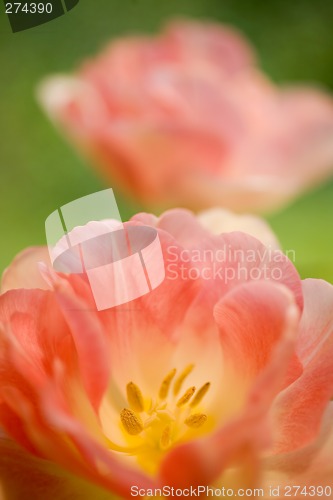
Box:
[0, 0, 332, 281]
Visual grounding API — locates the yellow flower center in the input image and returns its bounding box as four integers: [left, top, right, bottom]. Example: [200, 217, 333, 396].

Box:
[107, 364, 211, 474]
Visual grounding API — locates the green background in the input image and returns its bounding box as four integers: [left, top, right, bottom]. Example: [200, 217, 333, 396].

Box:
[0, 0, 332, 281]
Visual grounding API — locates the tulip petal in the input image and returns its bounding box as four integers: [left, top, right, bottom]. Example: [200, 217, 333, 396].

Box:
[38, 20, 333, 213]
[0, 288, 154, 498]
[262, 404, 333, 492]
[163, 19, 256, 73]
[272, 279, 333, 453]
[1, 247, 51, 293]
[159, 281, 300, 488]
[0, 433, 119, 500]
[96, 226, 201, 393]
[214, 281, 302, 382]
[134, 208, 210, 247]
[37, 381, 155, 498]
[198, 207, 280, 249]
[52, 279, 110, 412]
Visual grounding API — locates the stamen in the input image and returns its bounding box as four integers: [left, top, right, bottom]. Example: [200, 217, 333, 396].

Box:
[120, 408, 143, 435]
[190, 382, 210, 407]
[119, 365, 210, 465]
[159, 368, 176, 400]
[185, 413, 207, 429]
[126, 382, 144, 413]
[160, 425, 172, 450]
[176, 386, 196, 407]
[105, 437, 145, 454]
[173, 364, 194, 396]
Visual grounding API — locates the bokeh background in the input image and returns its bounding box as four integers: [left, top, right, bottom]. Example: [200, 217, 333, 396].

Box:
[0, 0, 332, 281]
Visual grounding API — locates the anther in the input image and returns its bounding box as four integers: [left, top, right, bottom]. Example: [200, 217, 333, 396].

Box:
[176, 386, 196, 407]
[184, 413, 207, 429]
[126, 382, 144, 413]
[190, 382, 210, 407]
[120, 408, 143, 435]
[173, 364, 194, 396]
[159, 368, 176, 400]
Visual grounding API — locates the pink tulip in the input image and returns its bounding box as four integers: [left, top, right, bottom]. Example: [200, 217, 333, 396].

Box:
[39, 20, 333, 213]
[0, 209, 332, 498]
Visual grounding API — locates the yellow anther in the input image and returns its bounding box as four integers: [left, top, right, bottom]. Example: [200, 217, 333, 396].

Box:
[120, 408, 143, 436]
[126, 382, 144, 413]
[119, 366, 210, 472]
[173, 364, 194, 396]
[176, 386, 196, 407]
[159, 368, 176, 400]
[190, 382, 210, 407]
[160, 425, 172, 450]
[184, 413, 207, 429]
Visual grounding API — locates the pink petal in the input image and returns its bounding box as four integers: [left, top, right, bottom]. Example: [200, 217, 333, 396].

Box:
[1, 247, 51, 293]
[37, 380, 155, 497]
[96, 225, 201, 392]
[163, 19, 256, 74]
[136, 207, 280, 249]
[271, 279, 333, 453]
[0, 433, 120, 500]
[198, 207, 281, 249]
[52, 278, 110, 412]
[38, 20, 333, 213]
[168, 171, 301, 214]
[278, 88, 333, 186]
[133, 208, 211, 247]
[0, 289, 76, 386]
[132, 214, 303, 371]
[160, 286, 300, 487]
[0, 288, 154, 497]
[264, 405, 333, 486]
[214, 281, 302, 382]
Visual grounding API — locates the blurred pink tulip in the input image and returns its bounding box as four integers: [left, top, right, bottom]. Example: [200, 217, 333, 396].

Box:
[0, 209, 333, 498]
[39, 20, 333, 213]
